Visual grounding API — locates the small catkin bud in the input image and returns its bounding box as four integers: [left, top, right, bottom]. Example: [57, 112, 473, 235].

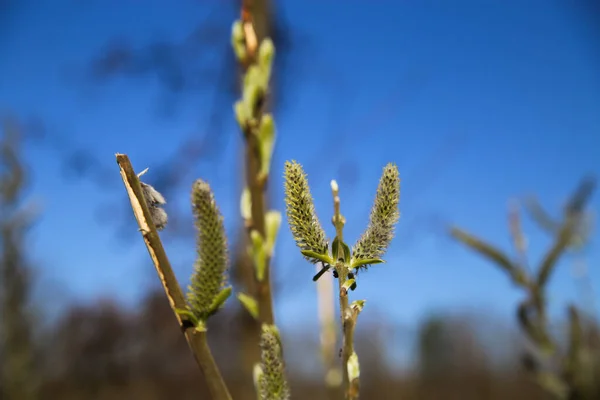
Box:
[139, 181, 168, 230]
[187, 179, 229, 320]
[352, 163, 400, 264]
[259, 324, 290, 400]
[283, 161, 328, 263]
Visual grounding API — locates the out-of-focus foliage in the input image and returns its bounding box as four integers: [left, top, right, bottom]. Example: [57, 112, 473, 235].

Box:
[0, 116, 40, 400]
[452, 176, 599, 399]
[31, 292, 562, 400]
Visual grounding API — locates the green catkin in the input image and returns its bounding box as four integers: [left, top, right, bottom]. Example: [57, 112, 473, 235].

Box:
[283, 160, 328, 263]
[258, 324, 290, 400]
[187, 179, 229, 320]
[352, 163, 401, 264]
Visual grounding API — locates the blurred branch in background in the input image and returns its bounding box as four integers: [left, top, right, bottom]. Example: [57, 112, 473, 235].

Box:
[315, 263, 341, 399]
[67, 0, 297, 241]
[451, 175, 600, 399]
[0, 114, 40, 400]
[230, 0, 281, 397]
[524, 176, 597, 317]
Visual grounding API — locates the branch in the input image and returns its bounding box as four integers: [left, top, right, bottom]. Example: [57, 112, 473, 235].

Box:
[331, 180, 360, 399]
[234, 11, 276, 326]
[115, 153, 231, 400]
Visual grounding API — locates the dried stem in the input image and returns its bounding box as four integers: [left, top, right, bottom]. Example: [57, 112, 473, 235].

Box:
[115, 153, 231, 400]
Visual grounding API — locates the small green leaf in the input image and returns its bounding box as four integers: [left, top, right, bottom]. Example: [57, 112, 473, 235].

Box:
[231, 20, 245, 44]
[232, 38, 247, 62]
[240, 187, 252, 220]
[332, 237, 340, 261]
[230, 20, 247, 61]
[258, 114, 276, 179]
[243, 82, 262, 117]
[258, 38, 275, 69]
[300, 250, 333, 265]
[237, 292, 259, 320]
[341, 241, 351, 264]
[175, 307, 199, 327]
[244, 65, 261, 88]
[257, 39, 274, 87]
[251, 230, 267, 281]
[234, 101, 247, 128]
[265, 210, 281, 256]
[342, 278, 356, 292]
[207, 286, 232, 316]
[332, 237, 351, 264]
[351, 258, 384, 269]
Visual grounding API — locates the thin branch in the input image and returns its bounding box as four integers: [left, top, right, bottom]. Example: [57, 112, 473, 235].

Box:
[115, 153, 231, 400]
[331, 180, 359, 399]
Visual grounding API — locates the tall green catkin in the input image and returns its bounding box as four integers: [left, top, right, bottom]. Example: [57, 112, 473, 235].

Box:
[283, 160, 329, 263]
[352, 163, 401, 264]
[187, 179, 229, 320]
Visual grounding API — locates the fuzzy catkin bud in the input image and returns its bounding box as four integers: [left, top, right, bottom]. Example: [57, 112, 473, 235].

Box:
[187, 179, 229, 320]
[283, 161, 328, 263]
[352, 163, 400, 263]
[139, 181, 168, 231]
[259, 324, 290, 400]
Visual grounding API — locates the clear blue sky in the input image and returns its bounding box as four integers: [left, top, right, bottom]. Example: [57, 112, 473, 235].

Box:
[1, 0, 599, 363]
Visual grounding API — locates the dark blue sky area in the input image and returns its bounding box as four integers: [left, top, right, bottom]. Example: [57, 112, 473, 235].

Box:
[1, 1, 599, 358]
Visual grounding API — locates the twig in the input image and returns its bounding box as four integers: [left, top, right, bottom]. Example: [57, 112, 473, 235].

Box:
[115, 153, 231, 400]
[508, 199, 530, 273]
[331, 180, 360, 399]
[244, 131, 275, 324]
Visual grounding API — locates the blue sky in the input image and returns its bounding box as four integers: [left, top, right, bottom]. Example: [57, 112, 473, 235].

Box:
[1, 0, 599, 364]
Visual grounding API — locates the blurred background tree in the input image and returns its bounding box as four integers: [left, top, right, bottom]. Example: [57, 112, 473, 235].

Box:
[1, 1, 599, 399]
[0, 115, 40, 400]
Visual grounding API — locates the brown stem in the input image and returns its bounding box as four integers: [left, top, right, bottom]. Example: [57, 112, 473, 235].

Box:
[116, 153, 231, 400]
[244, 131, 275, 325]
[238, 13, 275, 326]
